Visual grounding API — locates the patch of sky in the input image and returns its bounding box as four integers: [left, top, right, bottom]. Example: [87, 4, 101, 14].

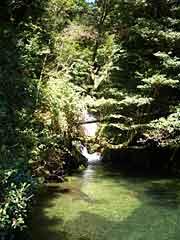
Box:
[85, 0, 95, 3]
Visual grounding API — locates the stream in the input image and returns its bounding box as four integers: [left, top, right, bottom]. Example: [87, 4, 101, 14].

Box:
[31, 113, 180, 240]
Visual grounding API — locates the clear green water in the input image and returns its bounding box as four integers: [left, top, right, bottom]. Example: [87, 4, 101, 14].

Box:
[31, 162, 180, 240]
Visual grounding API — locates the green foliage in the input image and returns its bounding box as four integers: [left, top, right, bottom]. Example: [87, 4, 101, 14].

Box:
[1, 0, 180, 236]
[87, 0, 180, 150]
[45, 73, 83, 135]
[138, 74, 179, 90]
[0, 0, 87, 237]
[147, 107, 180, 145]
[0, 168, 35, 238]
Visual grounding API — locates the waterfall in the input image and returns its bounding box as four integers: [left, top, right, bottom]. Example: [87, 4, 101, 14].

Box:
[81, 146, 101, 163]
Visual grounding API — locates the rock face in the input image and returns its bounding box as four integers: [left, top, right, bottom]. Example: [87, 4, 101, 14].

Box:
[102, 146, 180, 175]
[64, 146, 88, 173]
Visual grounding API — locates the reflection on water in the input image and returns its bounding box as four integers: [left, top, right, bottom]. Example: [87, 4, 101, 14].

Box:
[82, 166, 95, 180]
[31, 164, 180, 240]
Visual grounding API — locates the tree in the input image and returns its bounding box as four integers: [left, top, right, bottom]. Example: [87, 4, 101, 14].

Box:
[90, 0, 180, 152]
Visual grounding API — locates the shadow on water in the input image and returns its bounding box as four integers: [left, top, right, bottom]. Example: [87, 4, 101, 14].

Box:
[31, 165, 180, 240]
[31, 200, 180, 240]
[144, 180, 180, 209]
[105, 170, 180, 209]
[30, 185, 68, 240]
[59, 210, 180, 240]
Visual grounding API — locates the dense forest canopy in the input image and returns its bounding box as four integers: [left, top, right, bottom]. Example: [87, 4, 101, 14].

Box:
[0, 0, 180, 238]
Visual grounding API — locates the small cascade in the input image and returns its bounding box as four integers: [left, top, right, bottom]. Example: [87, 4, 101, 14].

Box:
[81, 146, 101, 164]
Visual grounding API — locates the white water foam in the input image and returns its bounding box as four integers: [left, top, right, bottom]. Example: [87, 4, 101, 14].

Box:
[81, 146, 101, 163]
